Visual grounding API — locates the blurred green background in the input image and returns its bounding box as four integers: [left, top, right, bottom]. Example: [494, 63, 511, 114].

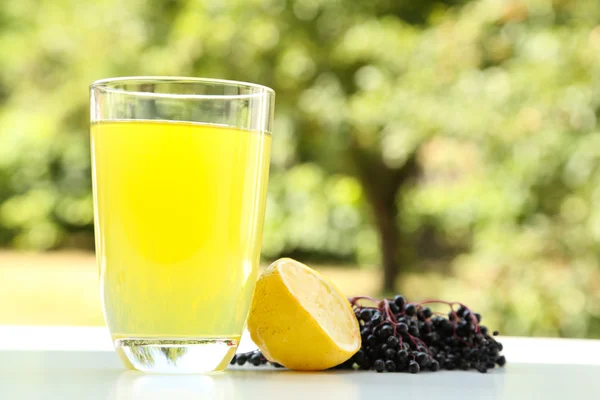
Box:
[1, 0, 600, 338]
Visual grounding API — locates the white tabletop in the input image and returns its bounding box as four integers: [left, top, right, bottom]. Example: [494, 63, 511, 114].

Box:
[1, 326, 599, 400]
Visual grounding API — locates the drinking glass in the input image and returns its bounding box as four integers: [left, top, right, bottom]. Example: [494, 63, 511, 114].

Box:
[90, 77, 274, 373]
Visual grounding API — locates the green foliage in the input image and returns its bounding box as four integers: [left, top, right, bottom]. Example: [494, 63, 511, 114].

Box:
[398, 0, 600, 338]
[1, 0, 600, 337]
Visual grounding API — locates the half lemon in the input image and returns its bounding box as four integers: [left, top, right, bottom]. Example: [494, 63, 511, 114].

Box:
[247, 258, 361, 370]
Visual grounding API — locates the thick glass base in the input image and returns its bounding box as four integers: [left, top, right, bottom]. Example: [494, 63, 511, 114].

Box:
[115, 338, 238, 374]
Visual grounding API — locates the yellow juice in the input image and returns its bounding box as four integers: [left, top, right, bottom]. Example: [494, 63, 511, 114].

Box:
[91, 120, 271, 343]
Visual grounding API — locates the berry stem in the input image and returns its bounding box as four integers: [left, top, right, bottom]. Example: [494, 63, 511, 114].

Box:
[414, 299, 481, 333]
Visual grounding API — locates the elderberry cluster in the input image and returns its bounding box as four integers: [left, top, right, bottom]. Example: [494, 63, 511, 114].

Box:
[233, 294, 506, 374]
[337, 295, 506, 373]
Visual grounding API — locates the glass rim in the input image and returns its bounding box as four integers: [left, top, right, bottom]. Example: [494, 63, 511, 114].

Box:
[90, 76, 275, 100]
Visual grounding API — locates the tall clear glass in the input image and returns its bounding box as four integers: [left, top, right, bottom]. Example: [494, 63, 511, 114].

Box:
[90, 77, 274, 373]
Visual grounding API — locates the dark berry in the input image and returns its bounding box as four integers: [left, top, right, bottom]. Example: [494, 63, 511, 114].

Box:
[249, 353, 262, 366]
[405, 304, 417, 317]
[230, 355, 237, 365]
[379, 324, 393, 339]
[368, 348, 377, 359]
[425, 332, 439, 343]
[429, 360, 440, 371]
[467, 348, 479, 360]
[389, 303, 400, 314]
[379, 344, 389, 356]
[474, 313, 482, 323]
[397, 323, 409, 333]
[354, 350, 366, 365]
[361, 328, 370, 341]
[456, 320, 471, 337]
[373, 311, 385, 324]
[496, 356, 506, 367]
[477, 364, 488, 373]
[394, 295, 406, 309]
[367, 334, 377, 347]
[374, 359, 385, 373]
[480, 326, 488, 335]
[439, 319, 453, 334]
[397, 349, 408, 361]
[387, 336, 399, 348]
[493, 331, 499, 336]
[416, 352, 429, 367]
[385, 348, 397, 360]
[396, 358, 407, 371]
[409, 360, 420, 374]
[422, 307, 433, 319]
[359, 309, 373, 322]
[236, 354, 248, 366]
[409, 325, 419, 336]
[385, 360, 396, 372]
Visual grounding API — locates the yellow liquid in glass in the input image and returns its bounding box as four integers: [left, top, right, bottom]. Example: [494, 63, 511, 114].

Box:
[91, 120, 271, 343]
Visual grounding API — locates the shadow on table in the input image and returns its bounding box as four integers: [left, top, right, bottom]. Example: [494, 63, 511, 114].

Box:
[109, 367, 505, 400]
[109, 369, 361, 400]
[106, 363, 600, 400]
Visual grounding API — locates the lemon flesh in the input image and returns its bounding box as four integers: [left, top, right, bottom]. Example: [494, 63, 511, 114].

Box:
[247, 258, 361, 370]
